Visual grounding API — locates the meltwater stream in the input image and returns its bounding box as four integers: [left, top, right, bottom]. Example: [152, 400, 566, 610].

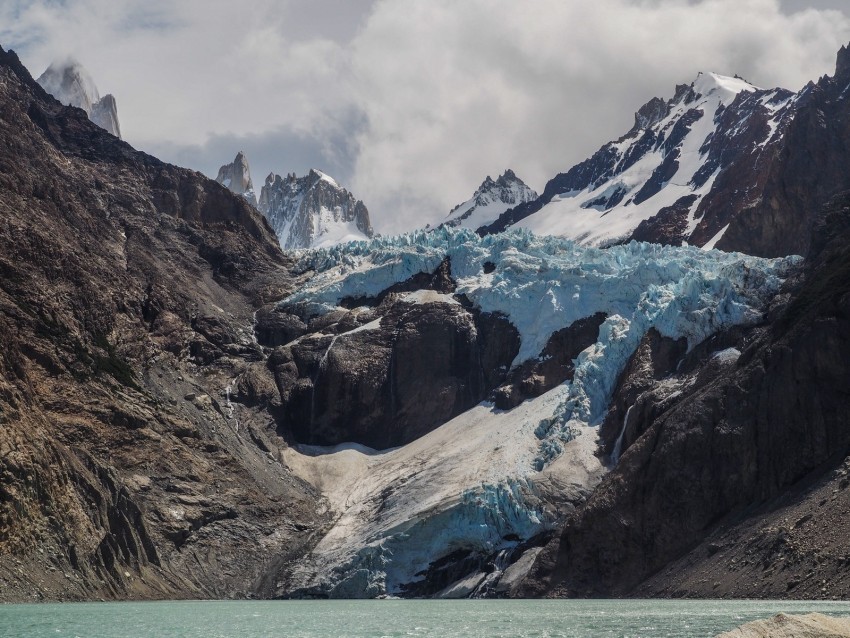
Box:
[4, 599, 850, 638]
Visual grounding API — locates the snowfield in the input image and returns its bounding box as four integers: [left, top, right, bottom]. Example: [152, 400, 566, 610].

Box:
[279, 227, 801, 597]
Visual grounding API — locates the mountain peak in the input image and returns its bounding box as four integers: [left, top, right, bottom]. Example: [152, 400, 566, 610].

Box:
[36, 58, 121, 138]
[836, 43, 850, 80]
[444, 169, 537, 230]
[632, 96, 670, 131]
[692, 71, 758, 105]
[216, 152, 256, 206]
[258, 169, 373, 249]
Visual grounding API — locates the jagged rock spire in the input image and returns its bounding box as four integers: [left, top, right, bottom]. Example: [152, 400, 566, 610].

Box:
[837, 44, 850, 80]
[216, 151, 257, 206]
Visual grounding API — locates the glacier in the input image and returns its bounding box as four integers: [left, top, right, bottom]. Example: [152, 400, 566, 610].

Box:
[279, 227, 800, 597]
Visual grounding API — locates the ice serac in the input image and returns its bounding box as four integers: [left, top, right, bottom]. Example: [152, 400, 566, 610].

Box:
[216, 151, 257, 206]
[444, 169, 538, 230]
[258, 169, 374, 249]
[36, 59, 122, 138]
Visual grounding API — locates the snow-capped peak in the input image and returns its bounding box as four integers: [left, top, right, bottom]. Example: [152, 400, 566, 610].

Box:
[36, 58, 121, 138]
[482, 68, 794, 252]
[691, 71, 759, 106]
[258, 168, 374, 249]
[311, 169, 339, 188]
[444, 169, 538, 230]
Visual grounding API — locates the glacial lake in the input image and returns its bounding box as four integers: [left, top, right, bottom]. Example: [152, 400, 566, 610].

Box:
[4, 599, 850, 637]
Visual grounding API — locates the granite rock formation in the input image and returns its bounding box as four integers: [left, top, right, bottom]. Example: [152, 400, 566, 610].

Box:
[215, 151, 257, 207]
[36, 58, 122, 138]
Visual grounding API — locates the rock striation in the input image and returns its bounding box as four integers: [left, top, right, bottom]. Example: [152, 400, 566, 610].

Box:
[0, 44, 325, 602]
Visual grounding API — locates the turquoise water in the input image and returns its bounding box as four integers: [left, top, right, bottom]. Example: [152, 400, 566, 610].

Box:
[3, 599, 850, 638]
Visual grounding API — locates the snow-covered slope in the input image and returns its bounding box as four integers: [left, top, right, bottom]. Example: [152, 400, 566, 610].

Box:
[481, 72, 797, 251]
[36, 59, 122, 138]
[443, 169, 537, 230]
[275, 227, 799, 597]
[258, 169, 374, 249]
[215, 151, 257, 206]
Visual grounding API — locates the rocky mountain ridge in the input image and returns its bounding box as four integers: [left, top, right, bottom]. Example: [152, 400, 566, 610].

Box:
[0, 44, 326, 602]
[481, 48, 850, 258]
[257, 168, 374, 249]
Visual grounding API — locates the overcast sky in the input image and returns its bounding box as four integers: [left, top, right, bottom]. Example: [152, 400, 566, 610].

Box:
[3, 0, 850, 234]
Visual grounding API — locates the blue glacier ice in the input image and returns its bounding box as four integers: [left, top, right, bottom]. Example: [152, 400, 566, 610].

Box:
[281, 227, 801, 597]
[286, 227, 798, 448]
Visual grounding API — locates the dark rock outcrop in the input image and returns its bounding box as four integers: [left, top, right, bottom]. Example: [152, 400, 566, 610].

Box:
[493, 313, 606, 410]
[271, 262, 520, 449]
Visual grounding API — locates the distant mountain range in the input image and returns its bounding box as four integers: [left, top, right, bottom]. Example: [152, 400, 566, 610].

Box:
[216, 153, 373, 249]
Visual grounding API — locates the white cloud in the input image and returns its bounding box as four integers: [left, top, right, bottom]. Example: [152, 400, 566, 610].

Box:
[3, 0, 850, 234]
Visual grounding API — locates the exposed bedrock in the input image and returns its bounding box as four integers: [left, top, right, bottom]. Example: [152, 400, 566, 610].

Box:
[492, 312, 607, 410]
[0, 45, 327, 602]
[266, 264, 521, 449]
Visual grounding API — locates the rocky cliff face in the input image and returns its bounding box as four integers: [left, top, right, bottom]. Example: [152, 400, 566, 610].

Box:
[0, 45, 327, 602]
[519, 192, 850, 599]
[215, 151, 257, 207]
[36, 59, 122, 138]
[259, 258, 520, 450]
[258, 170, 374, 249]
[481, 49, 850, 258]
